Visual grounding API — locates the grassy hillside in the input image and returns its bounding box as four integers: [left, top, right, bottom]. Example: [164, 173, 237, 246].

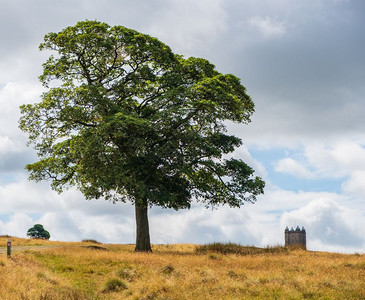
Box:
[0, 237, 364, 299]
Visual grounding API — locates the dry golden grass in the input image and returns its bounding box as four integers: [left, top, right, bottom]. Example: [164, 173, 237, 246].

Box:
[0, 237, 365, 299]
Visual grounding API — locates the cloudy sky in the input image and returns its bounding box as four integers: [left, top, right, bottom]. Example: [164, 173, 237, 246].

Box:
[1, 0, 365, 253]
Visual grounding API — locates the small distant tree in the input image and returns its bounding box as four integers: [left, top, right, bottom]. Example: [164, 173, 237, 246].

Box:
[27, 224, 51, 239]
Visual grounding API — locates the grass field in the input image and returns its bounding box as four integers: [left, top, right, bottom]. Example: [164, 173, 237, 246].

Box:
[0, 236, 364, 299]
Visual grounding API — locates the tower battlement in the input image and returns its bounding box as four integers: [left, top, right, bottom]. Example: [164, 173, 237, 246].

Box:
[285, 226, 306, 249]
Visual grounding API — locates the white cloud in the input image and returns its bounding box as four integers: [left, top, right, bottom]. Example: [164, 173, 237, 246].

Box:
[0, 82, 43, 138]
[0, 180, 137, 242]
[38, 212, 81, 241]
[0, 213, 34, 237]
[0, 136, 22, 155]
[275, 157, 314, 179]
[342, 171, 365, 196]
[66, 210, 135, 243]
[0, 179, 62, 214]
[305, 141, 365, 178]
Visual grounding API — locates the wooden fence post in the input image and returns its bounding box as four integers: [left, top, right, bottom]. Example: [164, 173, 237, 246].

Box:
[7, 239, 11, 258]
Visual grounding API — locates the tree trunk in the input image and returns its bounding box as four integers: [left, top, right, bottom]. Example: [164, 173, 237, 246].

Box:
[135, 201, 152, 252]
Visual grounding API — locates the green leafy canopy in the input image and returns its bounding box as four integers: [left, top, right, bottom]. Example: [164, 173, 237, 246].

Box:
[27, 224, 51, 239]
[19, 20, 264, 210]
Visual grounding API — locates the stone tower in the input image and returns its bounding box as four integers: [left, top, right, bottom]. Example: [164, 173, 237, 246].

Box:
[285, 226, 306, 249]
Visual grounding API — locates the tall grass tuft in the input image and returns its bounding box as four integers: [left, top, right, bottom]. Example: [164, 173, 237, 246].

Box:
[116, 266, 138, 282]
[102, 278, 128, 293]
[161, 264, 175, 275]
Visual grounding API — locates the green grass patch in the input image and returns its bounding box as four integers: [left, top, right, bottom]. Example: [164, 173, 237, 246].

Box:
[102, 278, 128, 293]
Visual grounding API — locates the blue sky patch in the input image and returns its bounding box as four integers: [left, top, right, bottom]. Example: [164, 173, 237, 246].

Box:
[250, 147, 345, 193]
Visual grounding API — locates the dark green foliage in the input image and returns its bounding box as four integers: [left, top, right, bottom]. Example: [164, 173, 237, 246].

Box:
[27, 224, 51, 240]
[195, 243, 289, 256]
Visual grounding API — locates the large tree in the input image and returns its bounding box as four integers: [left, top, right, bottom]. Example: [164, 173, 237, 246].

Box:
[19, 20, 264, 252]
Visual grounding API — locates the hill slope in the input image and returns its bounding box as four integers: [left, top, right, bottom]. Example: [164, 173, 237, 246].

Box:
[0, 237, 364, 299]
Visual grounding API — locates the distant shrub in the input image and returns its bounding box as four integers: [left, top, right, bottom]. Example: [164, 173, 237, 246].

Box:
[82, 239, 102, 244]
[196, 242, 250, 255]
[102, 278, 128, 293]
[196, 242, 288, 256]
